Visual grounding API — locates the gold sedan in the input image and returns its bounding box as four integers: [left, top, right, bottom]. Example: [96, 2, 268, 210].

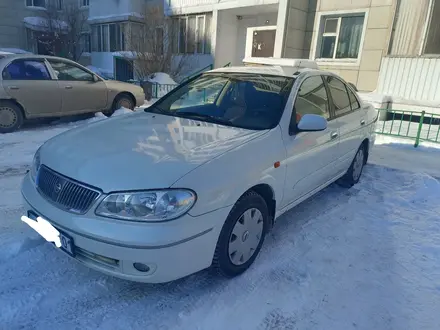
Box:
[0, 54, 145, 133]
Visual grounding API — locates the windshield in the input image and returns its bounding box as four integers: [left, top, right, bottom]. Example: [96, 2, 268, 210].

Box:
[148, 72, 294, 130]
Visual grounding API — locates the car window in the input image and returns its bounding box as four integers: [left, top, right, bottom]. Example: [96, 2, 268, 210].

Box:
[294, 75, 330, 124]
[152, 73, 294, 131]
[47, 60, 93, 81]
[325, 76, 352, 117]
[347, 87, 360, 111]
[2, 59, 51, 80]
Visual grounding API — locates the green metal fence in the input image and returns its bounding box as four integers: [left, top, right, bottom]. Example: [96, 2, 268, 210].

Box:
[375, 109, 440, 147]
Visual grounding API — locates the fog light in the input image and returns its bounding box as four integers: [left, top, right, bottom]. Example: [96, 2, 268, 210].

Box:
[133, 262, 150, 272]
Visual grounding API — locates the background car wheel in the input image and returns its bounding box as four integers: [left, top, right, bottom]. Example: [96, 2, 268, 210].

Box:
[0, 101, 24, 133]
[337, 144, 366, 188]
[212, 191, 269, 278]
[114, 94, 135, 111]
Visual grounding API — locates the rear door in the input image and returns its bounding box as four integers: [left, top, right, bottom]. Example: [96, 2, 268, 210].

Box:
[46, 59, 108, 114]
[1, 58, 61, 116]
[324, 75, 364, 172]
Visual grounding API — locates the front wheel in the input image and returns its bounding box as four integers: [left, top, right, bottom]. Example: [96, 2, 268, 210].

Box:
[337, 144, 366, 188]
[212, 191, 269, 278]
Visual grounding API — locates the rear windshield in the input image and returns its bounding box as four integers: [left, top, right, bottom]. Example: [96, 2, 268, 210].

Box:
[150, 72, 295, 130]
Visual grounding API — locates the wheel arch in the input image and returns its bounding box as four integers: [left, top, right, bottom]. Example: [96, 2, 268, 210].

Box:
[0, 98, 26, 119]
[241, 183, 276, 230]
[112, 91, 136, 110]
[361, 138, 369, 164]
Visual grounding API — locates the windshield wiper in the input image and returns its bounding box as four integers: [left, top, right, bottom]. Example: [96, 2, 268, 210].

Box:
[175, 112, 232, 125]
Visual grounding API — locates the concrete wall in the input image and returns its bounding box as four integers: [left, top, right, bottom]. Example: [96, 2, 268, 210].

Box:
[281, 0, 309, 58]
[0, 0, 89, 55]
[215, 10, 238, 67]
[310, 0, 396, 91]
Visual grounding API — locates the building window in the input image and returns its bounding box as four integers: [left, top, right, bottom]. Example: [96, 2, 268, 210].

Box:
[92, 23, 126, 52]
[26, 0, 46, 8]
[80, 0, 89, 7]
[80, 33, 91, 53]
[56, 0, 62, 10]
[173, 14, 212, 54]
[317, 14, 365, 60]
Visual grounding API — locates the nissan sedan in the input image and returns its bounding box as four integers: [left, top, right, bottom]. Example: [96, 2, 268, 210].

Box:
[21, 62, 378, 283]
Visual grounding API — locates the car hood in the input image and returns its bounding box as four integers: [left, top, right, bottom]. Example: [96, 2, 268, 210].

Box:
[40, 112, 266, 192]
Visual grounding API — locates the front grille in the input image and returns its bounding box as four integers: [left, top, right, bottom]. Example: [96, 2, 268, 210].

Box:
[36, 166, 100, 214]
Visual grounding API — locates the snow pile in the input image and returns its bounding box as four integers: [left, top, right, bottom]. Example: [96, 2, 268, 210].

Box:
[147, 72, 177, 85]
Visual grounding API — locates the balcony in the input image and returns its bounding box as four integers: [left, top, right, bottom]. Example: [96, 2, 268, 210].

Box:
[165, 0, 279, 15]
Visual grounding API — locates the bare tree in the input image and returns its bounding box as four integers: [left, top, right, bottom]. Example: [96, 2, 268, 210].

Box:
[123, 5, 190, 81]
[36, 0, 88, 61]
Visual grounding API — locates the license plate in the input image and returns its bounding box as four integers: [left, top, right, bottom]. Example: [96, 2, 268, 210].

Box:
[22, 211, 75, 257]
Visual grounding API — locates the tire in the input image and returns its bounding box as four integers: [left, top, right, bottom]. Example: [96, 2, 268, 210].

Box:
[0, 101, 24, 133]
[212, 191, 270, 278]
[337, 144, 366, 188]
[114, 94, 135, 111]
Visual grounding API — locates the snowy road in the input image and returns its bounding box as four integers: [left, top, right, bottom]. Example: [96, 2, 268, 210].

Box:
[1, 114, 440, 330]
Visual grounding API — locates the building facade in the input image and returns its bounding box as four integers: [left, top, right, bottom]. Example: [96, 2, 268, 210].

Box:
[0, 0, 91, 65]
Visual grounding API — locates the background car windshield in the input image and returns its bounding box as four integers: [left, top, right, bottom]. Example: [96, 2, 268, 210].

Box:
[154, 73, 294, 130]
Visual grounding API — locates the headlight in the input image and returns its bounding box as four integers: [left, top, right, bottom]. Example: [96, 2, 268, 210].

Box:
[95, 189, 196, 222]
[30, 147, 41, 181]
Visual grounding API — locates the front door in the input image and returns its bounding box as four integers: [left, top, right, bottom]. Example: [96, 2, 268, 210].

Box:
[46, 59, 108, 114]
[1, 58, 62, 116]
[281, 75, 341, 208]
[251, 29, 276, 58]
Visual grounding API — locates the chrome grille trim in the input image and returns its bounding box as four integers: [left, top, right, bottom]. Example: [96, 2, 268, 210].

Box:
[36, 165, 101, 214]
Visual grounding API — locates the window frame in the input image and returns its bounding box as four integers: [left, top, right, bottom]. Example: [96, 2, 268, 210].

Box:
[2, 58, 52, 81]
[290, 74, 332, 135]
[25, 0, 47, 9]
[322, 75, 362, 119]
[79, 0, 89, 8]
[312, 9, 369, 66]
[46, 59, 94, 82]
[92, 23, 125, 52]
[174, 14, 211, 55]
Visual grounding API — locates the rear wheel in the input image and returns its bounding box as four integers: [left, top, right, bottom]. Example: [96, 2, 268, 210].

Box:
[0, 101, 24, 133]
[212, 191, 269, 278]
[337, 144, 366, 188]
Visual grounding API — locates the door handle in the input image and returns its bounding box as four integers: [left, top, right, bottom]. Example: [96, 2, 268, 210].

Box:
[360, 119, 366, 126]
[330, 131, 338, 139]
[65, 86, 73, 89]
[8, 86, 19, 90]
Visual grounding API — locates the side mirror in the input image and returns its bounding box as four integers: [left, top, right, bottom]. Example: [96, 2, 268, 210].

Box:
[296, 114, 327, 132]
[92, 74, 100, 82]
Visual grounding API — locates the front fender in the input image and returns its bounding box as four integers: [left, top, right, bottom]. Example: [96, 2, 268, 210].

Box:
[172, 127, 287, 217]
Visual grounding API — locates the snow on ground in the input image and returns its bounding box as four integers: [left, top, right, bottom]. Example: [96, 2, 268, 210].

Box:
[1, 115, 440, 329]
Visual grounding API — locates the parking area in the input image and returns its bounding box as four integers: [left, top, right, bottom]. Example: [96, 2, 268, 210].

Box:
[1, 113, 440, 330]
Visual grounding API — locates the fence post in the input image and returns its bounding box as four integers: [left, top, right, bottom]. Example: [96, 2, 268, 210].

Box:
[414, 111, 425, 148]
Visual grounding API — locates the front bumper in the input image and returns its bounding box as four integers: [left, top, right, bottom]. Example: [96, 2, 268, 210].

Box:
[135, 93, 145, 107]
[21, 173, 229, 283]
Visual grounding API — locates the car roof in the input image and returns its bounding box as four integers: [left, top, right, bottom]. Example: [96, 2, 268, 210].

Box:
[207, 65, 329, 79]
[0, 54, 78, 66]
[206, 57, 334, 79]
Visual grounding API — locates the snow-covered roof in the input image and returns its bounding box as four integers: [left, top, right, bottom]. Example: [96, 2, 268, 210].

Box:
[87, 12, 143, 24]
[23, 17, 69, 32]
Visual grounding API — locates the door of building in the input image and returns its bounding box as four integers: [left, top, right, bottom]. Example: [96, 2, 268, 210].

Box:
[251, 29, 276, 57]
